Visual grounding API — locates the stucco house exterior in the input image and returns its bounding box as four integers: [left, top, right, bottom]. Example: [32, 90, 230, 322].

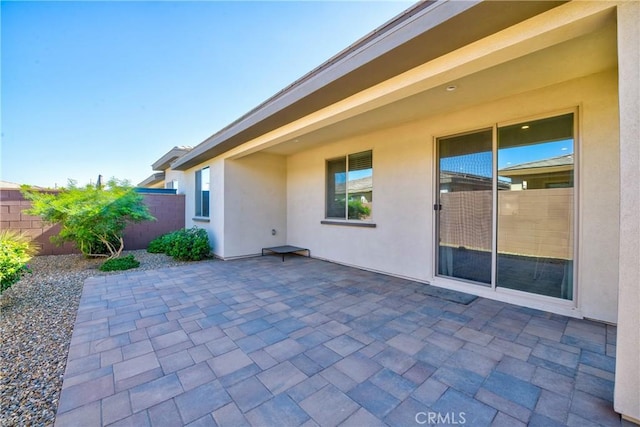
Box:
[138, 146, 192, 190]
[142, 1, 639, 422]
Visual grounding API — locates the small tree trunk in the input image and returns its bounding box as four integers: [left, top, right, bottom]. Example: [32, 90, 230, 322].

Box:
[95, 234, 125, 260]
[114, 237, 124, 258]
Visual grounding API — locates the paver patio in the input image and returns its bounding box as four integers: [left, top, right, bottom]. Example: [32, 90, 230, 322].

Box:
[55, 256, 625, 426]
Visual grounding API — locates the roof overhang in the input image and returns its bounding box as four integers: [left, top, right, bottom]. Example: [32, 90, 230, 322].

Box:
[172, 0, 566, 170]
[152, 146, 193, 171]
[138, 172, 165, 187]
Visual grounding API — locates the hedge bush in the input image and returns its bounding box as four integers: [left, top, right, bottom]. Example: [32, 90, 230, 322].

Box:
[0, 230, 37, 293]
[99, 254, 140, 272]
[147, 230, 178, 254]
[148, 227, 211, 261]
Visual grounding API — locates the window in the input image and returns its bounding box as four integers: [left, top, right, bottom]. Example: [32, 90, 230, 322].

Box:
[326, 150, 372, 220]
[195, 167, 210, 217]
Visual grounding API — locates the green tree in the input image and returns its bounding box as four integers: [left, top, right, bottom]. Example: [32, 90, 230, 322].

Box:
[22, 178, 155, 259]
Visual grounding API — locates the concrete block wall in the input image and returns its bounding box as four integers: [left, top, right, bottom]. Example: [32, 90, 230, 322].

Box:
[0, 189, 185, 256]
[123, 193, 186, 251]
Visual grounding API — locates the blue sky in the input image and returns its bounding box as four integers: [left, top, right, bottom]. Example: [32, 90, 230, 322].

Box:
[1, 1, 412, 188]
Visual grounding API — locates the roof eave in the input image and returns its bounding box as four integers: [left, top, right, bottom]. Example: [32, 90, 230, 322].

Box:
[172, 0, 567, 171]
[151, 146, 193, 171]
[138, 172, 165, 187]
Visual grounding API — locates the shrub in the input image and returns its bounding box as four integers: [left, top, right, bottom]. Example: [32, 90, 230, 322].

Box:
[147, 231, 178, 254]
[348, 199, 371, 219]
[99, 254, 140, 272]
[147, 236, 165, 253]
[22, 178, 155, 259]
[148, 227, 211, 261]
[0, 230, 38, 293]
[167, 228, 210, 261]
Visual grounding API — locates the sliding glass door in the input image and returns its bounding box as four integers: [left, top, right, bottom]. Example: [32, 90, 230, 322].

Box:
[436, 113, 575, 300]
[497, 114, 574, 299]
[436, 129, 493, 285]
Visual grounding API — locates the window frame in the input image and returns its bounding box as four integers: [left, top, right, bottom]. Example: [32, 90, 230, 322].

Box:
[324, 149, 374, 224]
[194, 166, 210, 219]
[433, 108, 578, 303]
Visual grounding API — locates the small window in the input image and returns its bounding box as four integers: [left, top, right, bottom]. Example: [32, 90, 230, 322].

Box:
[195, 167, 210, 217]
[326, 150, 372, 220]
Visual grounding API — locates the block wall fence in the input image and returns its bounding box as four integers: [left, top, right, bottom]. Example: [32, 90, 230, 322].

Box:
[0, 189, 185, 256]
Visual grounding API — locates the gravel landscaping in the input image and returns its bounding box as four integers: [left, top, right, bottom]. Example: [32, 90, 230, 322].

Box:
[0, 250, 212, 426]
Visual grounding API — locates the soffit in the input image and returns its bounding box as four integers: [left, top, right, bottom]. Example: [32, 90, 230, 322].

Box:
[261, 11, 617, 156]
[172, 0, 566, 170]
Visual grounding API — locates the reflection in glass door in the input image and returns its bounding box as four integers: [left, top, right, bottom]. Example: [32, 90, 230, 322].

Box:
[497, 114, 574, 299]
[436, 130, 493, 285]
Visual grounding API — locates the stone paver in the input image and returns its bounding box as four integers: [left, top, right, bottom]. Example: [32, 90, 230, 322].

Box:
[55, 256, 623, 426]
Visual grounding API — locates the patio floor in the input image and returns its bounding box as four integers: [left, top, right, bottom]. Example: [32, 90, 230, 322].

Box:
[55, 256, 624, 426]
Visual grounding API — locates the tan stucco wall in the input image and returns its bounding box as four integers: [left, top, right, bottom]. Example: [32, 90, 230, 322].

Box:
[182, 153, 287, 259]
[224, 152, 287, 258]
[163, 169, 186, 193]
[287, 125, 433, 279]
[183, 160, 223, 256]
[614, 0, 640, 422]
[287, 69, 619, 322]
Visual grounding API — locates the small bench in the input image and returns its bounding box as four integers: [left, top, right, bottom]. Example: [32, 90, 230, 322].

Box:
[261, 245, 311, 262]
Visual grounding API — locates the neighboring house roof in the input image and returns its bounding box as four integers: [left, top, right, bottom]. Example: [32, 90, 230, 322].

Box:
[440, 170, 491, 182]
[172, 0, 565, 170]
[0, 180, 22, 189]
[151, 146, 193, 171]
[439, 171, 511, 190]
[499, 154, 574, 171]
[138, 172, 165, 187]
[334, 176, 373, 194]
[0, 180, 48, 190]
[499, 154, 574, 177]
